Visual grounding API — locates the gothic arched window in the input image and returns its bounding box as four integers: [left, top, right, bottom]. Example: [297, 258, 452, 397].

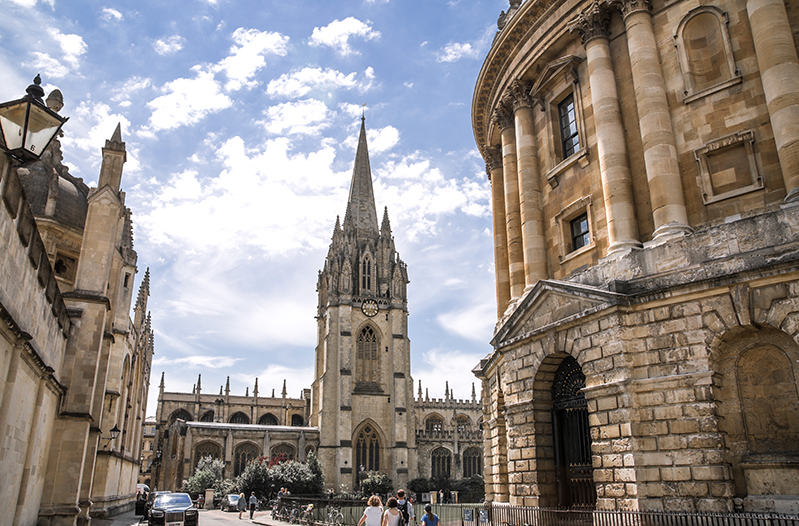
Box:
[362, 256, 372, 292]
[356, 326, 379, 384]
[426, 415, 443, 435]
[169, 409, 192, 426]
[291, 414, 305, 427]
[431, 447, 451, 480]
[258, 413, 278, 425]
[194, 442, 222, 471]
[463, 448, 482, 478]
[355, 424, 380, 472]
[229, 412, 250, 424]
[456, 416, 470, 433]
[270, 444, 295, 464]
[200, 410, 214, 422]
[233, 443, 260, 477]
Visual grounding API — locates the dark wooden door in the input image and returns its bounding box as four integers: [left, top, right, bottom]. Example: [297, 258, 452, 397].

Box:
[552, 357, 596, 509]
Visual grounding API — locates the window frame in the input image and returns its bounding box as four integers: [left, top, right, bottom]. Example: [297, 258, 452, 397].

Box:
[555, 196, 595, 263]
[530, 55, 590, 188]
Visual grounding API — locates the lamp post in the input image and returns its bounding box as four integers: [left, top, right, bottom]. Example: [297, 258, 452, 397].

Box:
[0, 74, 68, 162]
[102, 424, 121, 449]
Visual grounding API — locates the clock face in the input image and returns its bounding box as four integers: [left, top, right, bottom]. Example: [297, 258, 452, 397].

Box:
[361, 299, 379, 317]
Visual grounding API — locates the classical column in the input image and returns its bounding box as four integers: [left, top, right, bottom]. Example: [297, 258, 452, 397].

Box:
[485, 146, 512, 317]
[747, 0, 799, 202]
[619, 0, 691, 239]
[570, 2, 642, 255]
[509, 81, 548, 286]
[494, 101, 526, 299]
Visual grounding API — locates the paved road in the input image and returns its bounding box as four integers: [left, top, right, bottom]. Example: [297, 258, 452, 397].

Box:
[93, 508, 279, 526]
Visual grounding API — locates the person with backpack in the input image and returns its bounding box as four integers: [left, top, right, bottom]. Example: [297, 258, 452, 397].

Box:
[396, 489, 414, 525]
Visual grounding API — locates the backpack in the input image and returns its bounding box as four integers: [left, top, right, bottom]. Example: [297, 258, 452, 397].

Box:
[398, 500, 410, 526]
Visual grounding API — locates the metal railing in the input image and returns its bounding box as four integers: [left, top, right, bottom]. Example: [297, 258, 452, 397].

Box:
[267, 498, 799, 526]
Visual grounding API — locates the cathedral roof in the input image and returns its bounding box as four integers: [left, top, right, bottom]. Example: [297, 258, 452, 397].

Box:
[343, 117, 379, 238]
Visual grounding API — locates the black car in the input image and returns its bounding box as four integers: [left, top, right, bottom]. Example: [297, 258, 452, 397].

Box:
[148, 492, 199, 526]
[143, 491, 171, 520]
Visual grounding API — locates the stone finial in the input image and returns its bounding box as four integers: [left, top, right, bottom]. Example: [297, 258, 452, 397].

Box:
[46, 89, 64, 113]
[254, 378, 259, 398]
[472, 383, 477, 403]
[418, 380, 423, 399]
[282, 379, 287, 398]
[569, 2, 612, 46]
[26, 74, 45, 103]
[272, 388, 275, 398]
[381, 206, 391, 235]
[445, 381, 450, 400]
[197, 374, 202, 393]
[225, 376, 230, 396]
[245, 387, 249, 397]
[425, 388, 429, 401]
[219, 385, 223, 395]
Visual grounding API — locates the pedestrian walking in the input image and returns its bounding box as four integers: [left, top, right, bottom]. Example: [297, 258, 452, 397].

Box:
[250, 492, 258, 519]
[237, 492, 247, 519]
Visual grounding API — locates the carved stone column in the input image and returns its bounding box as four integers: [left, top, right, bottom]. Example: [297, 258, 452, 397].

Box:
[747, 0, 799, 202]
[619, 0, 691, 239]
[509, 81, 547, 287]
[485, 146, 512, 317]
[570, 2, 642, 255]
[494, 101, 526, 299]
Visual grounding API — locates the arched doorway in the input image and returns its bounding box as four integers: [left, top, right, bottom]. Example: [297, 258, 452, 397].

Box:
[552, 356, 595, 509]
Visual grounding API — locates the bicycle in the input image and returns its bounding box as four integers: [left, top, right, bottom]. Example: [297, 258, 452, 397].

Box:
[325, 504, 344, 526]
[300, 503, 315, 526]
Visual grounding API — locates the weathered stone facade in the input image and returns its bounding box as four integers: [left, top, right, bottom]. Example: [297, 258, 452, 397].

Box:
[0, 87, 153, 525]
[473, 0, 799, 514]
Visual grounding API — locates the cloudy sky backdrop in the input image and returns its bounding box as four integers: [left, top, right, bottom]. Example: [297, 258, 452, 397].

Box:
[0, 0, 508, 417]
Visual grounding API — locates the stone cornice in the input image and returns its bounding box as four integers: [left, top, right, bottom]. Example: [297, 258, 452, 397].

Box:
[472, 0, 574, 159]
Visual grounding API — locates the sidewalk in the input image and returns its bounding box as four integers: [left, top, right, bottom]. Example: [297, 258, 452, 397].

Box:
[89, 510, 143, 526]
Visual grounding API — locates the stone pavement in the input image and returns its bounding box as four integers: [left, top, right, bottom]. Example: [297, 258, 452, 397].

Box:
[89, 510, 143, 526]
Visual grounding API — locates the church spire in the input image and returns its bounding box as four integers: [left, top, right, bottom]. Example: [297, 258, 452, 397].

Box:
[342, 117, 379, 237]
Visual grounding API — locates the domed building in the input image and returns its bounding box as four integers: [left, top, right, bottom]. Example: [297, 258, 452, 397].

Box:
[473, 0, 799, 514]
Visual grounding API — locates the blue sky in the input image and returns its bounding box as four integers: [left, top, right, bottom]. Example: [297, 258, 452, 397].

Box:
[0, 0, 506, 417]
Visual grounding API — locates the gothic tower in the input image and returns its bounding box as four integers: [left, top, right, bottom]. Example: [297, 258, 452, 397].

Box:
[311, 117, 415, 491]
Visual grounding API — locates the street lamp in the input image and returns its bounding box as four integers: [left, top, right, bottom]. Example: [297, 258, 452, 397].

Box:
[0, 74, 68, 162]
[102, 424, 121, 448]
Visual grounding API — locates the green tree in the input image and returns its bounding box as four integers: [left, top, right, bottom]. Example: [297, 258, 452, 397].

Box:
[237, 457, 275, 499]
[452, 475, 485, 503]
[271, 460, 317, 495]
[407, 477, 432, 496]
[183, 456, 224, 493]
[306, 450, 325, 495]
[360, 471, 393, 496]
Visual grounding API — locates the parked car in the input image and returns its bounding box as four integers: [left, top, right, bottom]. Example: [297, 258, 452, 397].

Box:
[148, 492, 198, 526]
[143, 490, 171, 520]
[220, 493, 240, 512]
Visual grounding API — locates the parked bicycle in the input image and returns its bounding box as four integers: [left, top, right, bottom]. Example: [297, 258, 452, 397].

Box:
[300, 503, 315, 526]
[325, 504, 344, 526]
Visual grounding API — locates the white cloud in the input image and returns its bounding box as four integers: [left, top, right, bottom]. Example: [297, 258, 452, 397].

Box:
[437, 301, 496, 342]
[48, 28, 87, 69]
[436, 42, 478, 63]
[309, 17, 380, 56]
[7, 0, 52, 7]
[367, 126, 399, 153]
[214, 28, 289, 91]
[111, 76, 152, 105]
[25, 52, 69, 78]
[101, 7, 123, 22]
[58, 101, 138, 178]
[263, 99, 332, 136]
[413, 348, 485, 401]
[153, 355, 242, 369]
[153, 35, 185, 56]
[266, 67, 373, 98]
[144, 67, 232, 132]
